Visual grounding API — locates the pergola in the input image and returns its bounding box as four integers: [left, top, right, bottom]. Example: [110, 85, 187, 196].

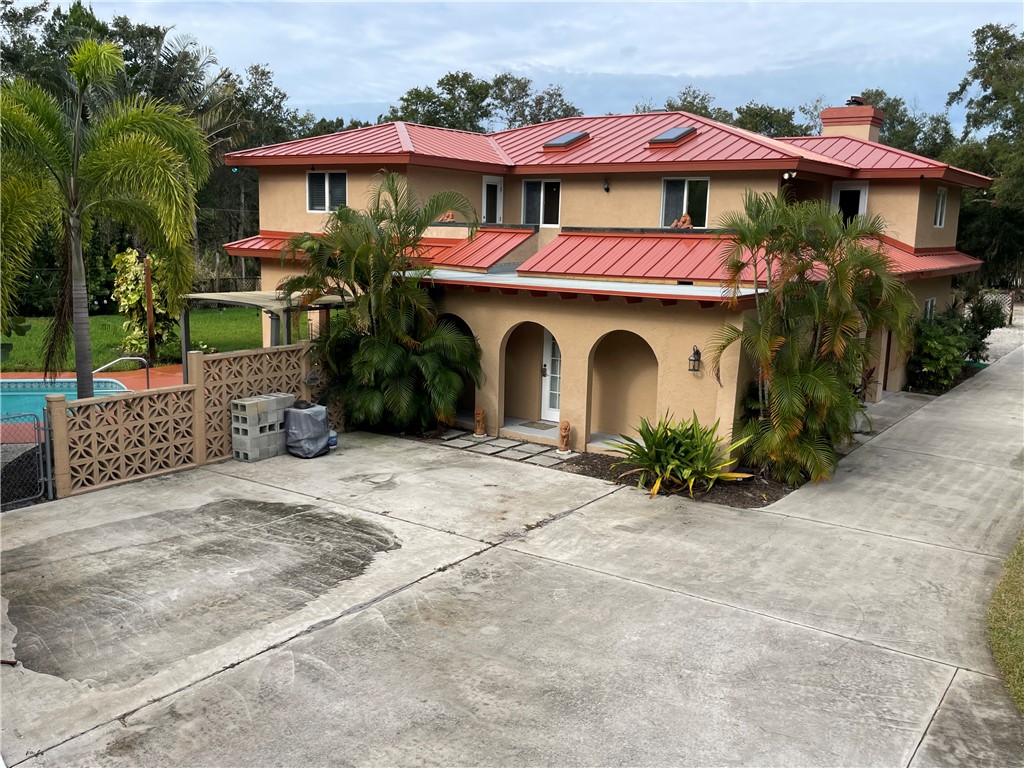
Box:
[179, 291, 348, 380]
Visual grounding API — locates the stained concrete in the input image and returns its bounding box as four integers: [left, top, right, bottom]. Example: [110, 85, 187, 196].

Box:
[20, 549, 956, 768]
[509, 490, 1002, 673]
[2, 346, 1022, 767]
[0, 471, 483, 762]
[207, 431, 614, 543]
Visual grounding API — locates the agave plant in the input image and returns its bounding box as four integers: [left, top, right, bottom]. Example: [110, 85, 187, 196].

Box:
[610, 412, 750, 498]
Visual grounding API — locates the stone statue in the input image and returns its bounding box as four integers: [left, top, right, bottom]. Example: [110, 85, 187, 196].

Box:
[474, 406, 486, 437]
[557, 419, 571, 453]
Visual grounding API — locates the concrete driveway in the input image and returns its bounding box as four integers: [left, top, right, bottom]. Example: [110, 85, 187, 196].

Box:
[2, 347, 1022, 767]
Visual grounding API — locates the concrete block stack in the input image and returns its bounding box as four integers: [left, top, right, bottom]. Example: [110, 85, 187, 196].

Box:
[230, 393, 296, 462]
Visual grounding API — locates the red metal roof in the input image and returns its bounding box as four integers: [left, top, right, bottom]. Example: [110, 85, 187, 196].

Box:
[491, 112, 848, 173]
[433, 228, 534, 271]
[226, 122, 508, 168]
[518, 231, 731, 282]
[780, 136, 990, 187]
[880, 238, 981, 279]
[222, 232, 291, 257]
[517, 230, 980, 283]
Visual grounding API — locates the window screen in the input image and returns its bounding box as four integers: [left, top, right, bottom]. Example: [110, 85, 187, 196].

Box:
[523, 181, 542, 224]
[662, 179, 709, 227]
[307, 172, 326, 211]
[328, 172, 347, 210]
[542, 182, 560, 225]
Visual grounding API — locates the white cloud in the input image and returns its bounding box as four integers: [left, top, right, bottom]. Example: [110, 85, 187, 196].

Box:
[96, 0, 1020, 121]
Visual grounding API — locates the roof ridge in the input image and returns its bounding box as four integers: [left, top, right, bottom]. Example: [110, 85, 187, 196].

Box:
[394, 122, 414, 152]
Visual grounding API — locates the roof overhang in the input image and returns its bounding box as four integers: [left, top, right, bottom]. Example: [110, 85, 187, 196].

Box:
[424, 268, 752, 307]
[184, 290, 349, 315]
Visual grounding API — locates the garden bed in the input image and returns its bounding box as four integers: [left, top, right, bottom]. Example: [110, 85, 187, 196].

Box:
[557, 452, 796, 509]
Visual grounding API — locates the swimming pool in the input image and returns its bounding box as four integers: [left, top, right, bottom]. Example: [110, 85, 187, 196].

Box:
[1, 379, 130, 420]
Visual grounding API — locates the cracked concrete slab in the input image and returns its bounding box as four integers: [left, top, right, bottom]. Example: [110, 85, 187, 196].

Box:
[0, 470, 481, 762]
[910, 670, 1024, 767]
[509, 491, 1003, 673]
[768, 444, 1024, 556]
[20, 549, 954, 768]
[208, 431, 615, 542]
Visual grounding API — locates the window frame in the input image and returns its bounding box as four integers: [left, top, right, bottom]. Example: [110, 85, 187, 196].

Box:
[307, 170, 348, 213]
[522, 178, 561, 227]
[923, 297, 937, 320]
[831, 181, 869, 224]
[934, 187, 948, 228]
[660, 177, 711, 228]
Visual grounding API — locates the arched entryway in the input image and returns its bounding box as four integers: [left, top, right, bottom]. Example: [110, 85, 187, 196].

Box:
[502, 321, 561, 432]
[588, 330, 658, 442]
[437, 313, 479, 420]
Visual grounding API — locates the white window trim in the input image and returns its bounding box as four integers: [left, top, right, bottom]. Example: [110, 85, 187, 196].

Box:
[482, 175, 504, 224]
[934, 187, 948, 228]
[306, 170, 347, 213]
[661, 177, 711, 228]
[522, 178, 561, 228]
[831, 181, 869, 217]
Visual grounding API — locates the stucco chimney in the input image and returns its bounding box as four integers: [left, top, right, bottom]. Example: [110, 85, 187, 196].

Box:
[820, 96, 885, 142]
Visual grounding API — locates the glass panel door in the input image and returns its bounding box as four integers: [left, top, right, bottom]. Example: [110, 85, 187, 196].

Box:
[541, 331, 561, 421]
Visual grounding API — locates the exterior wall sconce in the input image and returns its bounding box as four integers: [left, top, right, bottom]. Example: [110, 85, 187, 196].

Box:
[603, 178, 610, 193]
[782, 171, 797, 181]
[688, 345, 702, 372]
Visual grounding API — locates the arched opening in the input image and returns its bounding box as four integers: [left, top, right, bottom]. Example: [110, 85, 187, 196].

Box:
[437, 313, 478, 421]
[588, 330, 658, 444]
[502, 321, 561, 435]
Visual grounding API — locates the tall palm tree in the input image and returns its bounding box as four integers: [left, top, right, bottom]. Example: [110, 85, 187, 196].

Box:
[1, 38, 210, 398]
[708, 194, 916, 483]
[284, 172, 483, 431]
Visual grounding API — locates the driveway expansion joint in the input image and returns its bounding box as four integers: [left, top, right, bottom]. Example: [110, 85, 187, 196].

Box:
[905, 668, 958, 768]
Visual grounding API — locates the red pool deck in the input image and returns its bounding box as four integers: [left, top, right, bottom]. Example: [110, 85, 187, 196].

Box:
[0, 364, 185, 392]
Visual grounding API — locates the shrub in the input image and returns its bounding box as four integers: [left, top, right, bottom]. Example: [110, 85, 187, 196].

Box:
[610, 412, 750, 498]
[907, 311, 968, 392]
[963, 292, 1007, 362]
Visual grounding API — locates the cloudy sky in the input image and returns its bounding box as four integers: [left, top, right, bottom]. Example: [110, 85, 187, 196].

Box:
[94, 1, 1019, 130]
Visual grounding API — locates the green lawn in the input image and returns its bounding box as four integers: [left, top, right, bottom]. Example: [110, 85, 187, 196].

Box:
[990, 536, 1024, 715]
[1, 307, 266, 372]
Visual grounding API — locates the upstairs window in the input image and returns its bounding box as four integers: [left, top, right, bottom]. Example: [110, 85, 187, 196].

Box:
[923, 297, 937, 320]
[832, 181, 868, 227]
[307, 171, 347, 212]
[934, 187, 947, 228]
[523, 180, 560, 226]
[662, 178, 709, 228]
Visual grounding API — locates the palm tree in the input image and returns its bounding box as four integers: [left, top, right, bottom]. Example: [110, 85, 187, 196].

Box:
[285, 171, 483, 431]
[708, 194, 916, 484]
[1, 38, 210, 398]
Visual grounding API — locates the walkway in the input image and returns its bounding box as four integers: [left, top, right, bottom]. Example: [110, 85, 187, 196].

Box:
[1, 350, 1022, 766]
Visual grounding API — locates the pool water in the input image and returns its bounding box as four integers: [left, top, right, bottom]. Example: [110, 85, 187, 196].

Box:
[1, 379, 129, 420]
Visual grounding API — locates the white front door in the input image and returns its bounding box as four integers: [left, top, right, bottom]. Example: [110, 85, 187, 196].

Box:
[483, 176, 504, 224]
[540, 330, 561, 422]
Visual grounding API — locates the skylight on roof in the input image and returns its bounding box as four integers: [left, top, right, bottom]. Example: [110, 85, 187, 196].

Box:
[649, 126, 697, 145]
[543, 131, 589, 149]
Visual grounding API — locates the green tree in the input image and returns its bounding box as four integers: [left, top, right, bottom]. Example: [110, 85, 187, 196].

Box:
[662, 85, 734, 123]
[1, 38, 210, 397]
[284, 172, 483, 431]
[733, 101, 809, 137]
[858, 87, 957, 158]
[489, 73, 582, 129]
[382, 70, 493, 132]
[946, 23, 1024, 287]
[708, 192, 917, 484]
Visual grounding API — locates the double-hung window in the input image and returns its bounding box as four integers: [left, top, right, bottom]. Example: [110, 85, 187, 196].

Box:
[662, 178, 710, 228]
[523, 180, 560, 226]
[934, 187, 947, 228]
[307, 171, 347, 212]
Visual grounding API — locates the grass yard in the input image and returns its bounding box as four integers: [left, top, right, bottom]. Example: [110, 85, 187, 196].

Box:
[1, 307, 265, 372]
[990, 536, 1024, 714]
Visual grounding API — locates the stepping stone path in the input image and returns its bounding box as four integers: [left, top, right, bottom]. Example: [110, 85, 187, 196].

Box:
[431, 430, 576, 466]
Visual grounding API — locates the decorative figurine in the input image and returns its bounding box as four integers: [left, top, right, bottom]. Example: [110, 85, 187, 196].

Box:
[473, 406, 487, 437]
[557, 419, 571, 453]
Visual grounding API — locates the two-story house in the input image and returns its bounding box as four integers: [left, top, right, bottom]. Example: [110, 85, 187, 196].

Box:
[223, 102, 989, 451]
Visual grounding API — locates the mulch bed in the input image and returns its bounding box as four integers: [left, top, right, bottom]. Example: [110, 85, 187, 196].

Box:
[557, 451, 795, 509]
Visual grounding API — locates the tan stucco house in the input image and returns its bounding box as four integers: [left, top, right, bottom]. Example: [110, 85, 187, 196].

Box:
[223, 101, 989, 452]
